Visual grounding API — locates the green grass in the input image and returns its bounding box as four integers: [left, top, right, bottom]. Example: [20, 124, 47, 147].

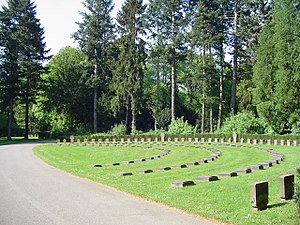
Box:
[0, 136, 39, 145]
[33, 143, 300, 225]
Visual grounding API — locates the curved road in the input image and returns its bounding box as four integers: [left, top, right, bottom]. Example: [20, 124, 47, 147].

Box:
[0, 143, 219, 225]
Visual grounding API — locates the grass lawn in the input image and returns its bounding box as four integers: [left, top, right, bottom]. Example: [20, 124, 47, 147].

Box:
[33, 142, 300, 225]
[0, 136, 39, 145]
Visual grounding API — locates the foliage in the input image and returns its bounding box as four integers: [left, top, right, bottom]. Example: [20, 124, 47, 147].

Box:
[295, 168, 300, 212]
[216, 111, 268, 134]
[72, 0, 115, 133]
[109, 123, 127, 136]
[253, 0, 300, 134]
[168, 117, 195, 135]
[155, 108, 172, 130]
[35, 47, 92, 136]
[0, 0, 48, 139]
[111, 0, 147, 133]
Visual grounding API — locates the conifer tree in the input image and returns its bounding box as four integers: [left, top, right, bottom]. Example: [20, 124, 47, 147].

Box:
[146, 0, 189, 121]
[0, 0, 48, 139]
[112, 0, 146, 133]
[73, 0, 115, 133]
[188, 0, 227, 132]
[253, 0, 300, 133]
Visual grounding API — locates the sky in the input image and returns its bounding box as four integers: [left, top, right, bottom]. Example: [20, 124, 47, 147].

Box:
[0, 0, 125, 56]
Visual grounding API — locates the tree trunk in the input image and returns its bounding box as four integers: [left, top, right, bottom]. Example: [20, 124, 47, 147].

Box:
[7, 97, 13, 141]
[201, 47, 206, 133]
[125, 96, 130, 134]
[154, 67, 160, 130]
[93, 87, 98, 133]
[171, 53, 176, 121]
[171, 13, 176, 121]
[93, 50, 98, 133]
[231, 1, 238, 115]
[131, 95, 136, 133]
[24, 78, 29, 140]
[217, 51, 224, 129]
[210, 103, 213, 133]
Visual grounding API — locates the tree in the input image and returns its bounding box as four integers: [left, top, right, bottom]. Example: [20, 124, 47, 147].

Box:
[38, 47, 92, 133]
[0, 0, 48, 139]
[146, 0, 189, 120]
[73, 0, 115, 133]
[112, 0, 146, 133]
[253, 0, 300, 133]
[0, 4, 19, 140]
[229, 0, 271, 114]
[188, 0, 227, 132]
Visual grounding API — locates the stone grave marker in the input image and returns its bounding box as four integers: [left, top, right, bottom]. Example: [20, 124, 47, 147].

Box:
[218, 172, 238, 177]
[160, 133, 165, 142]
[251, 181, 268, 211]
[198, 175, 219, 182]
[279, 174, 294, 200]
[156, 167, 171, 171]
[119, 172, 133, 176]
[172, 180, 195, 188]
[137, 169, 153, 173]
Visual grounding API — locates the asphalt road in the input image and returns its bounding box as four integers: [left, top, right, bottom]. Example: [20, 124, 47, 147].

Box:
[0, 143, 219, 225]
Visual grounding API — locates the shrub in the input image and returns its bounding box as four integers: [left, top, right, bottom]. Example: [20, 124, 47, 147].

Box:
[295, 168, 300, 212]
[168, 117, 195, 135]
[109, 123, 127, 136]
[217, 111, 268, 134]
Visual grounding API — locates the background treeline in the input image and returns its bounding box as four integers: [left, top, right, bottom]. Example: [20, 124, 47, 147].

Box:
[1, 0, 300, 139]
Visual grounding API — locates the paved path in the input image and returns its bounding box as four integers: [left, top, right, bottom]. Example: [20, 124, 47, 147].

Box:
[0, 143, 218, 225]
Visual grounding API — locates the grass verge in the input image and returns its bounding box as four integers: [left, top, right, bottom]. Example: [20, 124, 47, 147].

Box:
[33, 143, 300, 225]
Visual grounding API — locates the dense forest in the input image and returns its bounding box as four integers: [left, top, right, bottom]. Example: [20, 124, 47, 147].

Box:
[1, 0, 300, 139]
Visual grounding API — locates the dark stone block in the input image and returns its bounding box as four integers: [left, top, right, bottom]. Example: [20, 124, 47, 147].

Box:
[218, 172, 238, 177]
[93, 164, 102, 168]
[235, 168, 252, 174]
[280, 174, 294, 200]
[248, 165, 264, 170]
[138, 169, 153, 173]
[172, 180, 195, 187]
[197, 159, 208, 163]
[251, 181, 268, 211]
[112, 163, 120, 166]
[123, 160, 135, 164]
[198, 175, 219, 182]
[156, 167, 171, 171]
[186, 162, 199, 166]
[258, 162, 273, 167]
[119, 172, 133, 176]
[172, 164, 187, 168]
[270, 159, 280, 164]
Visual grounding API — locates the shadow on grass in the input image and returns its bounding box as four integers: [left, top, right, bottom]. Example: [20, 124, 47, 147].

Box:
[268, 202, 288, 209]
[0, 137, 53, 146]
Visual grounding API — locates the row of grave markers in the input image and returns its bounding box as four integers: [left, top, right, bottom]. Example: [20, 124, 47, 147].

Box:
[58, 134, 298, 146]
[252, 174, 295, 210]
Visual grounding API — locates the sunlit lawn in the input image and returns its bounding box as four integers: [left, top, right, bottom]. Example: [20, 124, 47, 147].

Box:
[34, 142, 300, 225]
[0, 136, 39, 145]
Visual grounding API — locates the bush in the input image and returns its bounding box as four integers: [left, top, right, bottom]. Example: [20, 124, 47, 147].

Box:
[109, 123, 127, 136]
[168, 117, 195, 135]
[217, 111, 268, 134]
[295, 168, 300, 212]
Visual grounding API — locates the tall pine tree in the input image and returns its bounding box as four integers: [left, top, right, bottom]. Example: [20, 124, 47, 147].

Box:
[112, 0, 146, 133]
[73, 0, 115, 133]
[146, 0, 189, 121]
[0, 0, 48, 139]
